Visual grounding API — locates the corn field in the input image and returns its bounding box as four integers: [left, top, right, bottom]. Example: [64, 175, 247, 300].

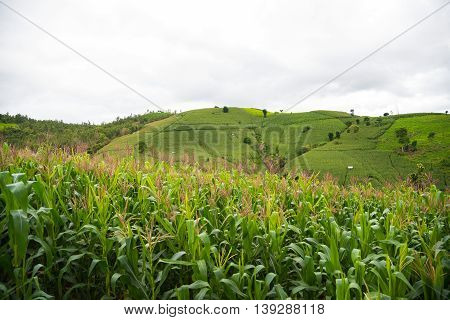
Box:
[0, 146, 448, 300]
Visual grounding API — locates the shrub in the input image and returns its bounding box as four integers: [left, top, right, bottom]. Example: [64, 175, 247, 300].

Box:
[223, 106, 229, 113]
[296, 146, 310, 156]
[302, 126, 311, 133]
[328, 132, 334, 141]
[349, 124, 359, 133]
[137, 141, 146, 153]
[335, 131, 341, 139]
[243, 137, 251, 145]
[262, 109, 268, 118]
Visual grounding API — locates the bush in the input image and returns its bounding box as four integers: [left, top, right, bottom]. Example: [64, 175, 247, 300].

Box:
[138, 141, 146, 153]
[302, 126, 311, 133]
[262, 109, 268, 118]
[223, 106, 229, 113]
[296, 146, 310, 156]
[243, 137, 251, 145]
[328, 132, 334, 141]
[335, 131, 341, 139]
[349, 124, 359, 133]
[375, 118, 383, 127]
[428, 132, 436, 139]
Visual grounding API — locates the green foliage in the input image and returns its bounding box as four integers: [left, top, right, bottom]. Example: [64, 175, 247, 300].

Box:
[138, 141, 147, 154]
[0, 112, 170, 153]
[328, 132, 334, 141]
[243, 137, 251, 145]
[223, 106, 229, 113]
[0, 149, 448, 300]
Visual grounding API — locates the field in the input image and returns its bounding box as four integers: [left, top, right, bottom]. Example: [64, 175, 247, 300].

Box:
[0, 147, 448, 299]
[100, 108, 449, 187]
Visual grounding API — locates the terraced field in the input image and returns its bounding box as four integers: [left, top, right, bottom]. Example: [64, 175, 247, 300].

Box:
[100, 108, 449, 187]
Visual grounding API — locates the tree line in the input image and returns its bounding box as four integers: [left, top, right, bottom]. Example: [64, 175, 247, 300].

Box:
[0, 111, 170, 153]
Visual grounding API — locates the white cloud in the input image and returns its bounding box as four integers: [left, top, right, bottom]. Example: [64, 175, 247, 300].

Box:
[0, 0, 449, 123]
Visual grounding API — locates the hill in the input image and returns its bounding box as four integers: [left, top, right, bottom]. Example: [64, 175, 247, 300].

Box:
[0, 111, 171, 153]
[100, 107, 449, 187]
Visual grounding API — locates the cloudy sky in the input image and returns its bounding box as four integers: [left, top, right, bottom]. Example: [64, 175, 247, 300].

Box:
[0, 0, 449, 123]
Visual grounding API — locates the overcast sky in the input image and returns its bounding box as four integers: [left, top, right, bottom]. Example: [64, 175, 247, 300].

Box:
[0, 0, 449, 123]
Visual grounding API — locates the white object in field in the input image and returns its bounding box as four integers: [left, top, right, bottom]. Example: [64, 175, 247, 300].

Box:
[347, 166, 353, 169]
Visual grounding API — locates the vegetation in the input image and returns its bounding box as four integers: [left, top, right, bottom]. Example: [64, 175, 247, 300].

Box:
[0, 112, 170, 154]
[1, 108, 448, 187]
[328, 132, 334, 141]
[0, 147, 448, 300]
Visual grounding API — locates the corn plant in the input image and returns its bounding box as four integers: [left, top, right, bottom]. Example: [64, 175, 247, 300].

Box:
[0, 147, 448, 299]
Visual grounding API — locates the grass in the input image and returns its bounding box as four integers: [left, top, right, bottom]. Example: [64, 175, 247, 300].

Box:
[378, 115, 449, 163]
[99, 109, 449, 187]
[0, 147, 448, 300]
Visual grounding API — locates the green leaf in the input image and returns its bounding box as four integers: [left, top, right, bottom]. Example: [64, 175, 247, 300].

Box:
[8, 210, 29, 266]
[220, 279, 247, 298]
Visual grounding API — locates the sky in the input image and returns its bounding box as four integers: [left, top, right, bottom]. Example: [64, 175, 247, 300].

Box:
[0, 0, 449, 123]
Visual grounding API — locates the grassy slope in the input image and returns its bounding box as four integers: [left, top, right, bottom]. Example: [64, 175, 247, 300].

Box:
[101, 109, 449, 186]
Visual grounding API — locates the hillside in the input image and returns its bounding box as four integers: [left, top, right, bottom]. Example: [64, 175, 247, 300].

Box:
[100, 107, 449, 187]
[0, 111, 171, 153]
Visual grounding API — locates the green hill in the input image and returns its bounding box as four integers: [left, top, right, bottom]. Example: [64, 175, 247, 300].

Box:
[100, 108, 449, 187]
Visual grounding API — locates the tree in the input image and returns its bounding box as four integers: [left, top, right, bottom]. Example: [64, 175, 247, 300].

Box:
[446, 110, 448, 114]
[243, 137, 251, 144]
[223, 106, 229, 113]
[350, 125, 360, 133]
[375, 118, 383, 126]
[350, 109, 354, 116]
[335, 131, 341, 139]
[383, 112, 389, 117]
[395, 127, 409, 151]
[356, 119, 360, 124]
[138, 141, 146, 153]
[395, 128, 408, 140]
[262, 109, 268, 118]
[328, 132, 334, 141]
